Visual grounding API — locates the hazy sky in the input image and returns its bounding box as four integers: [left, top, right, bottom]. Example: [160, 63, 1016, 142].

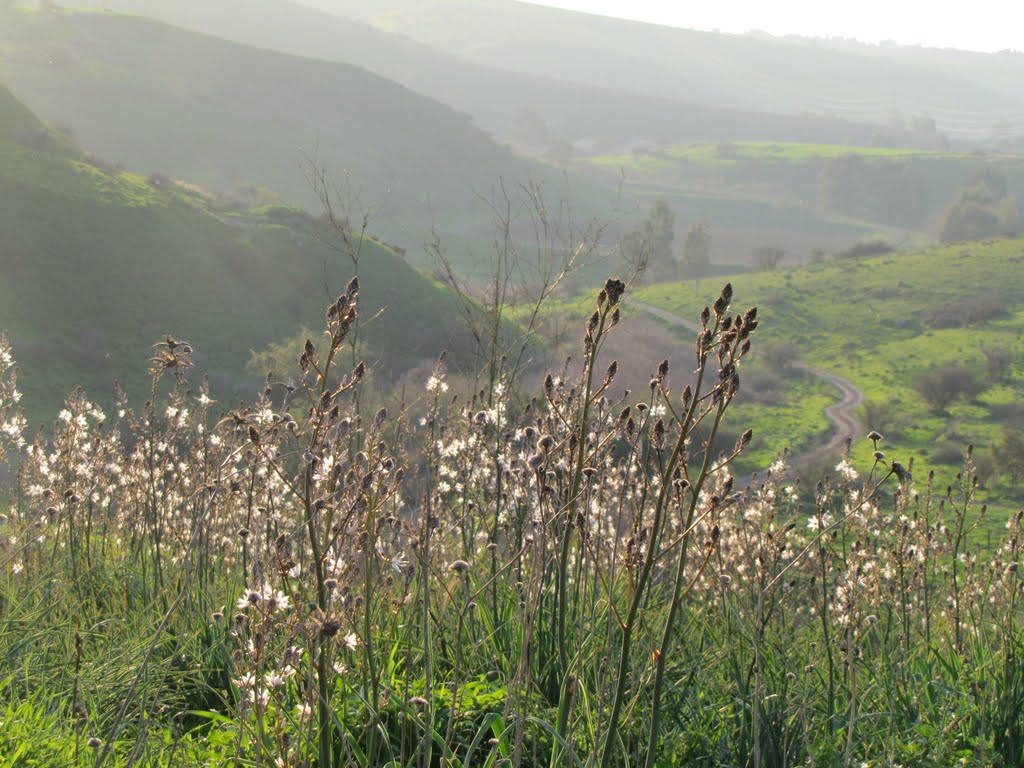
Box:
[523, 0, 1021, 53]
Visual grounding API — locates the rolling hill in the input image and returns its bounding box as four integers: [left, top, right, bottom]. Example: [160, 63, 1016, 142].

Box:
[636, 236, 1024, 515]
[296, 0, 1024, 144]
[62, 0, 888, 151]
[0, 81, 480, 424]
[585, 141, 1024, 261]
[0, 7, 613, 267]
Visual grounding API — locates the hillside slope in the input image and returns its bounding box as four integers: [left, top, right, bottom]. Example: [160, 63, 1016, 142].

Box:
[0, 82, 477, 423]
[0, 9, 606, 258]
[638, 237, 1024, 507]
[63, 0, 885, 150]
[298, 0, 1024, 143]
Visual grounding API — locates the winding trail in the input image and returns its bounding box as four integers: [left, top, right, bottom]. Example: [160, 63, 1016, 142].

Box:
[630, 299, 865, 461]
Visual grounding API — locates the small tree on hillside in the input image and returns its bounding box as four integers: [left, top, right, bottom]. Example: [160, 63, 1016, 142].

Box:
[819, 154, 868, 217]
[983, 345, 1015, 382]
[915, 363, 985, 413]
[680, 220, 710, 287]
[941, 202, 1000, 243]
[1000, 428, 1024, 492]
[620, 200, 675, 282]
[752, 245, 785, 272]
[940, 167, 1017, 243]
[998, 194, 1021, 235]
[544, 138, 574, 165]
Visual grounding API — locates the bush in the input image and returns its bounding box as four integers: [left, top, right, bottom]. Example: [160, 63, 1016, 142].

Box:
[833, 238, 893, 260]
[915, 362, 985, 412]
[925, 294, 1007, 328]
[147, 171, 173, 189]
[931, 440, 970, 465]
[13, 127, 60, 153]
[751, 245, 785, 271]
[983, 345, 1015, 381]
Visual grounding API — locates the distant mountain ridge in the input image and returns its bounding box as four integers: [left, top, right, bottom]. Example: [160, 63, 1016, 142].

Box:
[294, 0, 1024, 144]
[0, 7, 605, 261]
[62, 0, 887, 149]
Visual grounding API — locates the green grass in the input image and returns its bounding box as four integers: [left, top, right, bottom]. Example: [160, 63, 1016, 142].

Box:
[0, 82, 484, 425]
[727, 375, 833, 473]
[589, 141, 957, 172]
[0, 8, 614, 268]
[637, 236, 1024, 519]
[584, 141, 1024, 248]
[3, 276, 1024, 767]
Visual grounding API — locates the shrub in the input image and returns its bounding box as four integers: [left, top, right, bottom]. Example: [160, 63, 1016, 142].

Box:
[983, 345, 1015, 381]
[147, 171, 173, 189]
[925, 294, 1008, 328]
[833, 238, 893, 260]
[752, 244, 785, 271]
[915, 362, 985, 412]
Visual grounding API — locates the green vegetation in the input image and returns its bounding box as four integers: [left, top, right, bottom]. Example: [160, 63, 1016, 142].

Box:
[3, 278, 1024, 767]
[638, 236, 1024, 518]
[0, 82, 478, 424]
[588, 141, 1024, 235]
[590, 140, 951, 170]
[575, 141, 1020, 279]
[0, 8, 610, 267]
[4, 4, 1024, 764]
[941, 167, 1022, 242]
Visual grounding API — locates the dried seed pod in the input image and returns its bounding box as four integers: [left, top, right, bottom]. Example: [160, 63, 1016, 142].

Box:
[603, 360, 618, 387]
[603, 277, 625, 306]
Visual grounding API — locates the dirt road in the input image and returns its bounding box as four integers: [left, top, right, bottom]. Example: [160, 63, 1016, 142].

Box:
[630, 299, 864, 459]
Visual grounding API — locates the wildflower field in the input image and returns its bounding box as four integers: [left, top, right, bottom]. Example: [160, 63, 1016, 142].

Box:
[1, 276, 1022, 768]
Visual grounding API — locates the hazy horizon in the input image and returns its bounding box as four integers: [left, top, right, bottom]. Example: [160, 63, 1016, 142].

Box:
[286, 0, 1013, 53]
[519, 0, 1021, 53]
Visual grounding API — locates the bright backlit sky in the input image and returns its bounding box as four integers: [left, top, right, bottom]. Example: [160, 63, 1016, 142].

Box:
[523, 0, 1021, 53]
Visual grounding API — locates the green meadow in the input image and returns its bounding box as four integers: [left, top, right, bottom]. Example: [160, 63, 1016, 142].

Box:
[637, 237, 1024, 519]
[588, 140, 953, 172]
[0, 82, 483, 425]
[4, 4, 1024, 766]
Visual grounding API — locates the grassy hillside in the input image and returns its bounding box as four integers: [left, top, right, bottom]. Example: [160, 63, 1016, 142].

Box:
[0, 82, 479, 424]
[0, 8, 611, 265]
[617, 187, 887, 271]
[62, 0, 887, 151]
[584, 141, 1024, 261]
[299, 0, 1024, 144]
[636, 237, 1024, 517]
[589, 141, 1024, 216]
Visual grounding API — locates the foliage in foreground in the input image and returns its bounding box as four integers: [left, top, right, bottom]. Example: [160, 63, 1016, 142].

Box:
[0, 279, 1022, 768]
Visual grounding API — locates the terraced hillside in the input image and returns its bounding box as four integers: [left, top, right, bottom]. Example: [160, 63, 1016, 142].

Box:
[64, 0, 887, 150]
[304, 0, 1024, 143]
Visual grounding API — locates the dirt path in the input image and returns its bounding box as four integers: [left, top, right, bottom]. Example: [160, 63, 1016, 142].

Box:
[630, 299, 864, 459]
[795, 363, 864, 456]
